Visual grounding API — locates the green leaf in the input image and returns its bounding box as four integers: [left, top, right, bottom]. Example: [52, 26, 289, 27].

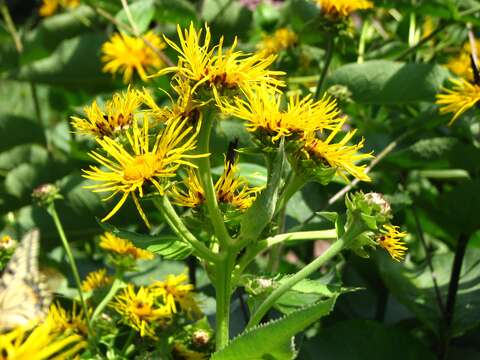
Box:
[212, 298, 337, 360]
[115, 0, 155, 34]
[300, 320, 435, 360]
[326, 61, 450, 104]
[98, 222, 193, 260]
[377, 247, 480, 337]
[0, 115, 45, 152]
[155, 0, 197, 26]
[239, 140, 285, 243]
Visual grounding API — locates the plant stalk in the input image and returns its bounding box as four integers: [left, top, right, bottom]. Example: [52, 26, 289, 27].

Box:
[215, 253, 235, 350]
[89, 275, 124, 325]
[314, 34, 334, 100]
[48, 203, 92, 332]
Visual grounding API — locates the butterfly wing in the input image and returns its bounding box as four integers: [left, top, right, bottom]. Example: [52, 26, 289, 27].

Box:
[0, 229, 51, 331]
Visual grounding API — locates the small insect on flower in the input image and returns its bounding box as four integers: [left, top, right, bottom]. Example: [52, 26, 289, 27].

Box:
[377, 225, 407, 262]
[436, 77, 480, 125]
[111, 284, 171, 338]
[302, 118, 373, 182]
[81, 268, 113, 292]
[0, 318, 86, 359]
[71, 87, 142, 138]
[257, 28, 297, 57]
[102, 31, 166, 83]
[314, 0, 373, 17]
[83, 115, 205, 228]
[99, 232, 154, 260]
[222, 85, 342, 143]
[156, 23, 285, 104]
[150, 273, 201, 318]
[47, 302, 89, 337]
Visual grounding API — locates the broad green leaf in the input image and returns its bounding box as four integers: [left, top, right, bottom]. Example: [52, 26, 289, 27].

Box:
[115, 0, 155, 34]
[212, 298, 337, 360]
[0, 115, 45, 152]
[239, 140, 285, 243]
[377, 247, 480, 337]
[8, 33, 115, 92]
[155, 0, 197, 26]
[326, 61, 450, 104]
[201, 0, 253, 40]
[99, 222, 193, 260]
[300, 320, 435, 360]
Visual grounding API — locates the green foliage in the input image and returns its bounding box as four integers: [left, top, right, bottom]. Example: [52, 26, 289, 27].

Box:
[212, 298, 338, 360]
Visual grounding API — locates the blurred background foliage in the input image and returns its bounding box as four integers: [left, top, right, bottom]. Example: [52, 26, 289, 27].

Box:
[1, 0, 480, 358]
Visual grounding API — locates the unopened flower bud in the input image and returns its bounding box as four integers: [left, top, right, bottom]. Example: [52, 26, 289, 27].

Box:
[32, 183, 62, 207]
[192, 330, 210, 346]
[364, 192, 391, 217]
[327, 84, 353, 103]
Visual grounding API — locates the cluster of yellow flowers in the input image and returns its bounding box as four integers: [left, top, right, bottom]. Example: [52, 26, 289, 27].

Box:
[76, 23, 373, 227]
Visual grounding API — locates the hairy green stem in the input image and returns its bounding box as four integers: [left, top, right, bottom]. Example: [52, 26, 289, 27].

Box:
[215, 253, 235, 350]
[154, 197, 219, 263]
[314, 34, 334, 100]
[48, 203, 91, 332]
[90, 275, 124, 325]
[247, 219, 366, 328]
[196, 113, 232, 248]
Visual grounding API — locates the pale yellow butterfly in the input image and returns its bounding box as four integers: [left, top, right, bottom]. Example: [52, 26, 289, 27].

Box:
[0, 229, 52, 331]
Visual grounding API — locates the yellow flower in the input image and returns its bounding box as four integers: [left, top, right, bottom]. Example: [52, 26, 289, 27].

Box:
[446, 40, 480, 81]
[81, 268, 113, 292]
[47, 302, 88, 337]
[214, 156, 262, 210]
[39, 0, 79, 17]
[71, 87, 142, 138]
[377, 225, 407, 262]
[171, 156, 261, 210]
[0, 235, 16, 250]
[150, 273, 201, 317]
[303, 119, 373, 182]
[222, 85, 342, 142]
[157, 23, 285, 103]
[111, 284, 170, 338]
[83, 115, 204, 227]
[257, 28, 297, 57]
[436, 78, 480, 125]
[102, 31, 166, 83]
[99, 232, 154, 260]
[0, 319, 86, 359]
[314, 0, 373, 17]
[170, 169, 205, 208]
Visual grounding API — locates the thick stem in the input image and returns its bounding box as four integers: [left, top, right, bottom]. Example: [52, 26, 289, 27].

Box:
[48, 203, 91, 332]
[90, 275, 124, 325]
[154, 196, 218, 263]
[215, 253, 235, 350]
[196, 113, 232, 247]
[314, 34, 334, 100]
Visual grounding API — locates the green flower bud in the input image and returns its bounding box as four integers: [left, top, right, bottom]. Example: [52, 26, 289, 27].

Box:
[32, 183, 63, 207]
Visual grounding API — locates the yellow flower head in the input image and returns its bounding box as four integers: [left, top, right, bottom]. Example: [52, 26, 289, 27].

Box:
[83, 115, 204, 227]
[150, 273, 201, 317]
[102, 31, 166, 83]
[0, 235, 16, 250]
[446, 40, 480, 81]
[81, 268, 113, 292]
[436, 77, 480, 125]
[71, 87, 142, 138]
[47, 302, 89, 337]
[170, 168, 205, 208]
[377, 225, 407, 262]
[99, 232, 154, 260]
[314, 0, 373, 17]
[223, 85, 342, 143]
[157, 23, 285, 103]
[303, 119, 373, 182]
[214, 154, 262, 210]
[111, 284, 170, 338]
[257, 28, 297, 57]
[39, 0, 79, 17]
[0, 318, 86, 359]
